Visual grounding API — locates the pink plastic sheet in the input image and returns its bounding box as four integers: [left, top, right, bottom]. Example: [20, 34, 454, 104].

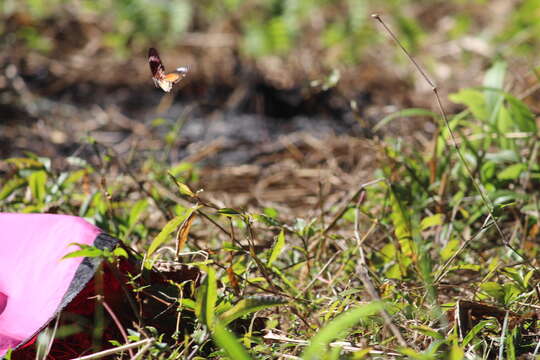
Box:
[0, 213, 106, 357]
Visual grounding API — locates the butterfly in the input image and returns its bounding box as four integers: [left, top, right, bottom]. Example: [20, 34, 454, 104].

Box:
[148, 47, 188, 92]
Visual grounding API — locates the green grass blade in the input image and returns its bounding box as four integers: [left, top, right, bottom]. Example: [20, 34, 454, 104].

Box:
[219, 295, 287, 325]
[212, 320, 253, 360]
[373, 108, 438, 131]
[301, 301, 385, 360]
[267, 229, 285, 266]
[196, 266, 218, 327]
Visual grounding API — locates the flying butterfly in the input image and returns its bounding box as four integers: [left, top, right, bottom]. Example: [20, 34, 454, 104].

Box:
[148, 47, 188, 92]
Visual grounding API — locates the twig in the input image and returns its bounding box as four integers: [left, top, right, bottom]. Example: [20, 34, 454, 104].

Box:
[100, 298, 134, 358]
[263, 331, 402, 357]
[70, 338, 154, 360]
[498, 311, 510, 360]
[130, 339, 154, 360]
[371, 13, 540, 277]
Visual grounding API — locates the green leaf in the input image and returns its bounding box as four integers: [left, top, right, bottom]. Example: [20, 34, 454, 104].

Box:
[410, 325, 444, 340]
[449, 343, 464, 360]
[211, 320, 253, 360]
[504, 93, 536, 132]
[440, 238, 460, 262]
[420, 214, 444, 230]
[0, 177, 26, 201]
[219, 295, 287, 325]
[145, 207, 196, 262]
[388, 185, 413, 258]
[218, 208, 242, 216]
[480, 282, 504, 301]
[128, 199, 148, 227]
[180, 298, 196, 311]
[267, 230, 285, 266]
[483, 61, 506, 118]
[5, 157, 45, 169]
[168, 172, 195, 197]
[28, 170, 47, 203]
[301, 302, 385, 360]
[113, 247, 128, 258]
[196, 266, 218, 328]
[447, 264, 481, 273]
[506, 327, 517, 360]
[497, 163, 526, 181]
[449, 89, 488, 121]
[462, 319, 493, 346]
[62, 244, 104, 259]
[374, 108, 438, 131]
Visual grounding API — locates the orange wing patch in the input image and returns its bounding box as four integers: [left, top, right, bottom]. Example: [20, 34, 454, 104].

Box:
[148, 48, 189, 93]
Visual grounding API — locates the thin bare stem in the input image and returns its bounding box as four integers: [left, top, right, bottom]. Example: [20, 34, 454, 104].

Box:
[371, 13, 540, 276]
[71, 338, 154, 360]
[100, 299, 134, 358]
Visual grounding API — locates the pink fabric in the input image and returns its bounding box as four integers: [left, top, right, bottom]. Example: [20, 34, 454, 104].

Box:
[0, 213, 101, 356]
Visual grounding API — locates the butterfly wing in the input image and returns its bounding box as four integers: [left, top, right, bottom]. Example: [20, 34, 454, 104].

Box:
[148, 48, 188, 92]
[148, 48, 167, 89]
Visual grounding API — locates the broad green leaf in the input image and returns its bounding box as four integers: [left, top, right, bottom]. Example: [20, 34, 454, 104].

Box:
[301, 301, 385, 360]
[27, 170, 47, 203]
[146, 207, 196, 261]
[62, 244, 103, 259]
[440, 238, 460, 262]
[219, 295, 287, 325]
[0, 177, 26, 201]
[267, 229, 285, 266]
[479, 282, 504, 301]
[523, 270, 534, 289]
[128, 199, 148, 227]
[420, 214, 444, 230]
[385, 263, 404, 280]
[211, 320, 253, 360]
[497, 163, 526, 181]
[483, 61, 506, 118]
[504, 93, 536, 132]
[449, 89, 487, 121]
[113, 247, 128, 258]
[480, 161, 496, 181]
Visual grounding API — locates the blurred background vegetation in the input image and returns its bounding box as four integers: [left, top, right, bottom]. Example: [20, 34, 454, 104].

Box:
[2, 0, 540, 167]
[3, 0, 540, 95]
[2, 0, 540, 173]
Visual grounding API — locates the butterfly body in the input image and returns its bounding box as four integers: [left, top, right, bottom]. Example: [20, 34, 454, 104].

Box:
[148, 48, 188, 92]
